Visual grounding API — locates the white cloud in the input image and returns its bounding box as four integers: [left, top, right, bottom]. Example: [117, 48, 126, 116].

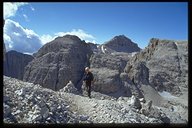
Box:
[4, 19, 42, 54]
[3, 2, 28, 19]
[40, 34, 54, 45]
[3, 19, 97, 54]
[30, 6, 35, 11]
[55, 29, 95, 42]
[23, 14, 29, 22]
[40, 29, 97, 46]
[13, 32, 21, 36]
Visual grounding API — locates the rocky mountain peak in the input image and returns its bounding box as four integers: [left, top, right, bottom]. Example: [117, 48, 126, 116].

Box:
[104, 35, 141, 53]
[33, 34, 88, 58]
[55, 34, 81, 42]
[111, 35, 131, 42]
[23, 34, 92, 91]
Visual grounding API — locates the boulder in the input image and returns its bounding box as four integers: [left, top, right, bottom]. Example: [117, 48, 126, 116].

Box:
[130, 95, 142, 109]
[91, 68, 122, 94]
[125, 61, 149, 85]
[60, 81, 79, 94]
[89, 51, 130, 94]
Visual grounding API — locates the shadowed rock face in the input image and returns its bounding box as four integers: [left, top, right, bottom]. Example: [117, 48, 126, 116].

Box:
[125, 38, 188, 96]
[103, 35, 141, 53]
[4, 42, 6, 61]
[23, 35, 92, 91]
[87, 42, 98, 53]
[3, 50, 34, 80]
[4, 20, 5, 61]
[89, 53, 130, 94]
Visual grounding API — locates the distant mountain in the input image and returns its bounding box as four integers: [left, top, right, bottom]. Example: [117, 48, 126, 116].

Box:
[3, 50, 34, 80]
[103, 35, 141, 53]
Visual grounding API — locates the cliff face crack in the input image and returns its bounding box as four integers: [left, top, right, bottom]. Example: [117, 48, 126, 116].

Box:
[175, 42, 182, 78]
[55, 63, 60, 91]
[24, 65, 32, 81]
[76, 52, 93, 91]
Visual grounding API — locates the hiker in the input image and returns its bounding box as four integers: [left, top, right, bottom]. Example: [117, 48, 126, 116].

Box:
[83, 67, 94, 98]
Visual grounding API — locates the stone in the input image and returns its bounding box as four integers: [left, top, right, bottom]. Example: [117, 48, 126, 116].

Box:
[4, 96, 10, 102]
[60, 80, 79, 94]
[35, 115, 43, 122]
[90, 68, 123, 94]
[40, 106, 49, 119]
[139, 98, 146, 103]
[4, 104, 12, 117]
[130, 95, 142, 109]
[161, 116, 170, 123]
[140, 100, 153, 116]
[14, 110, 21, 115]
[125, 61, 150, 85]
[80, 115, 89, 121]
[9, 113, 18, 123]
[38, 100, 46, 108]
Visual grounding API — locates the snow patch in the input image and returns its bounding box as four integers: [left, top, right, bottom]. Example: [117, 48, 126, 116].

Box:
[131, 52, 137, 57]
[158, 91, 178, 99]
[101, 45, 105, 54]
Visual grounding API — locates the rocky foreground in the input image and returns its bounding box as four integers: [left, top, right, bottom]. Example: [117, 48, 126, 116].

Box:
[4, 76, 188, 124]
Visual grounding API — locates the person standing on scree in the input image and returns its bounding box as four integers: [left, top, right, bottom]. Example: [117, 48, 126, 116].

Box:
[83, 67, 94, 98]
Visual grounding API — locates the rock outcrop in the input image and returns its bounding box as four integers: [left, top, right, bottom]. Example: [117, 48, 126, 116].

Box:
[89, 52, 131, 94]
[125, 38, 188, 96]
[23, 35, 92, 91]
[3, 50, 34, 80]
[59, 81, 79, 94]
[87, 42, 98, 53]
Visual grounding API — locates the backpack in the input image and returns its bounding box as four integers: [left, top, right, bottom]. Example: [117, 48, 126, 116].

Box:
[90, 72, 94, 81]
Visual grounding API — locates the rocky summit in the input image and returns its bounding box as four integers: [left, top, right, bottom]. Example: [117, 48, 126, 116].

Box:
[23, 35, 92, 91]
[103, 35, 141, 53]
[3, 34, 188, 125]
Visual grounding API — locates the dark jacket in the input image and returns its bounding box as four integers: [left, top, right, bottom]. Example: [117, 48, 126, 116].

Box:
[83, 72, 94, 85]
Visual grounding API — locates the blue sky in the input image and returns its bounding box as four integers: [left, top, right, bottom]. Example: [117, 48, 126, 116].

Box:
[3, 2, 188, 54]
